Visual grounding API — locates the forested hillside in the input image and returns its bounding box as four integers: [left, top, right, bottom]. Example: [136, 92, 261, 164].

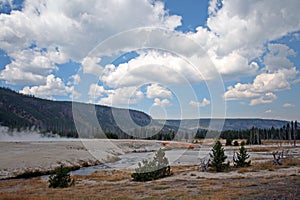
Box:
[0, 87, 151, 137]
[0, 87, 295, 140]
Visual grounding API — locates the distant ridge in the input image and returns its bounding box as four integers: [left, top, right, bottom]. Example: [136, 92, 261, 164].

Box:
[0, 87, 288, 138]
[156, 118, 288, 131]
[0, 87, 151, 137]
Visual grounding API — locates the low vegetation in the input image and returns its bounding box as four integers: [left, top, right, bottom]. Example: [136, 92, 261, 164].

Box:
[209, 140, 230, 172]
[233, 140, 239, 146]
[131, 148, 172, 181]
[233, 143, 251, 167]
[225, 137, 232, 146]
[48, 165, 75, 188]
[0, 144, 298, 199]
[1, 163, 298, 199]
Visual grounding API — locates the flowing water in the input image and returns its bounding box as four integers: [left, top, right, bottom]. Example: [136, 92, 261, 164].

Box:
[71, 148, 212, 175]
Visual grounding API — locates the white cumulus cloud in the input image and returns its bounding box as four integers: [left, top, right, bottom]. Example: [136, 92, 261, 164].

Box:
[153, 98, 172, 107]
[250, 93, 277, 106]
[0, 0, 182, 96]
[282, 103, 295, 108]
[146, 83, 172, 99]
[82, 56, 103, 75]
[0, 48, 66, 85]
[98, 86, 144, 106]
[224, 67, 297, 105]
[68, 74, 80, 86]
[0, 0, 300, 110]
[189, 98, 211, 108]
[19, 74, 75, 99]
[88, 83, 111, 101]
[100, 50, 207, 88]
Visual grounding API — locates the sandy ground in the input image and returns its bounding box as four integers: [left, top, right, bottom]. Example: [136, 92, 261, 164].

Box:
[0, 139, 162, 179]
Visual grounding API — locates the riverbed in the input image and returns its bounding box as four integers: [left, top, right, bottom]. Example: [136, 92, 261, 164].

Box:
[1, 138, 299, 179]
[71, 145, 294, 175]
[0, 139, 162, 179]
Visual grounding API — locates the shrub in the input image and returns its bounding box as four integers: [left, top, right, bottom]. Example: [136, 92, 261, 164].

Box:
[210, 140, 229, 172]
[49, 165, 75, 188]
[105, 132, 119, 139]
[233, 144, 251, 167]
[233, 141, 239, 146]
[240, 141, 246, 146]
[131, 149, 171, 181]
[225, 138, 232, 146]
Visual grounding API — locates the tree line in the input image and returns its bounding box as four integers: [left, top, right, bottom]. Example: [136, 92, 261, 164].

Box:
[4, 118, 299, 143]
[198, 120, 299, 145]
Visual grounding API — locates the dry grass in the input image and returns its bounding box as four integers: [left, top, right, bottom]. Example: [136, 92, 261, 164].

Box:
[262, 140, 300, 145]
[237, 157, 300, 173]
[1, 140, 298, 199]
[283, 158, 300, 167]
[0, 163, 299, 199]
[82, 169, 132, 182]
[170, 165, 197, 174]
[247, 146, 278, 152]
[244, 161, 277, 172]
[247, 145, 298, 152]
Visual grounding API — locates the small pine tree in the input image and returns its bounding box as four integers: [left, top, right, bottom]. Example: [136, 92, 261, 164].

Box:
[49, 165, 75, 188]
[225, 138, 232, 146]
[233, 141, 239, 146]
[210, 140, 229, 172]
[131, 149, 171, 181]
[233, 144, 251, 167]
[225, 132, 233, 146]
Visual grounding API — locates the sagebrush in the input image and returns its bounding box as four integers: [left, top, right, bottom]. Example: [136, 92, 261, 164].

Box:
[131, 149, 171, 181]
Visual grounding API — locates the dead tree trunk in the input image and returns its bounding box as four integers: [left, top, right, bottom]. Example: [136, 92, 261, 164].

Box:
[272, 150, 283, 165]
[199, 158, 210, 172]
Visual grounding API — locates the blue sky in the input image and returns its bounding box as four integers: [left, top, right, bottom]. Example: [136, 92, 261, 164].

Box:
[0, 0, 299, 121]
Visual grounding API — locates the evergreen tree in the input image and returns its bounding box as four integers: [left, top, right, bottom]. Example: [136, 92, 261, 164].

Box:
[225, 132, 233, 146]
[49, 165, 75, 188]
[210, 140, 229, 172]
[233, 143, 251, 167]
[240, 141, 246, 146]
[291, 121, 294, 140]
[233, 140, 239, 146]
[286, 123, 290, 141]
[294, 121, 297, 146]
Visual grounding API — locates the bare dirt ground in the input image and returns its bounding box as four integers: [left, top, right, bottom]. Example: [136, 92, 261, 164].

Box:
[0, 139, 299, 199]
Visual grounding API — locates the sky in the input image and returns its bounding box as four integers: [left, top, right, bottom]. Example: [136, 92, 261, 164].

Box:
[0, 0, 300, 121]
